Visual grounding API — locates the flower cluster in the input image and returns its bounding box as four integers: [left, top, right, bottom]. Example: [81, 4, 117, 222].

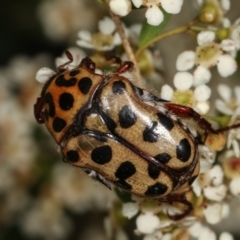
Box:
[109, 0, 184, 26]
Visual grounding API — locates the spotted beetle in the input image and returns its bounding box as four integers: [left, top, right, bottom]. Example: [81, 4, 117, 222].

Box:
[34, 52, 240, 220]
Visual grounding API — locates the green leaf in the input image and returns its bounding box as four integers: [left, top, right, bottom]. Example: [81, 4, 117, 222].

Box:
[138, 8, 171, 48]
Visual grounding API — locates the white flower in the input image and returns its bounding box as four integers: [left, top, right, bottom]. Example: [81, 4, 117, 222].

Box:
[192, 162, 224, 197]
[36, 67, 56, 84]
[136, 212, 160, 234]
[216, 84, 240, 115]
[198, 227, 217, 240]
[208, 165, 224, 186]
[188, 222, 205, 238]
[55, 47, 86, 69]
[219, 232, 234, 240]
[197, 31, 216, 45]
[122, 202, 139, 219]
[203, 184, 227, 201]
[193, 84, 211, 102]
[216, 55, 237, 77]
[226, 107, 240, 157]
[173, 72, 193, 91]
[161, 72, 211, 114]
[229, 177, 240, 196]
[203, 203, 229, 224]
[132, 0, 183, 26]
[231, 18, 240, 50]
[176, 51, 196, 71]
[160, 84, 174, 101]
[145, 5, 164, 26]
[109, 0, 132, 16]
[76, 17, 122, 51]
[193, 65, 211, 86]
[220, 0, 230, 11]
[177, 31, 237, 78]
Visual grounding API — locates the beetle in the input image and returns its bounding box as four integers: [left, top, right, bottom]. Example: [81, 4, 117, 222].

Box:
[34, 51, 240, 220]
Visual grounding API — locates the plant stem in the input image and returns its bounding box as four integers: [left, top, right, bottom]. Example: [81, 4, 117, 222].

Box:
[135, 20, 198, 60]
[107, 3, 143, 87]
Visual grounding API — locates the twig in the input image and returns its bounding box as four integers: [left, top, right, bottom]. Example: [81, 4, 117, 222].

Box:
[107, 2, 143, 87]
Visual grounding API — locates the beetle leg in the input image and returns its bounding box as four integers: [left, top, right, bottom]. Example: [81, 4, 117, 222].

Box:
[164, 103, 240, 135]
[163, 103, 217, 134]
[58, 50, 74, 70]
[167, 198, 192, 221]
[161, 192, 193, 221]
[214, 123, 240, 133]
[34, 97, 45, 124]
[114, 61, 134, 74]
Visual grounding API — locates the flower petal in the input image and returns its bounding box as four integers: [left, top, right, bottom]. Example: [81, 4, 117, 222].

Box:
[215, 99, 233, 115]
[217, 83, 231, 102]
[219, 232, 234, 240]
[132, 0, 142, 8]
[188, 222, 204, 237]
[161, 0, 183, 14]
[194, 84, 211, 102]
[220, 0, 230, 11]
[195, 101, 210, 114]
[197, 31, 216, 45]
[203, 184, 227, 201]
[208, 165, 224, 186]
[160, 84, 174, 100]
[136, 212, 160, 234]
[193, 65, 211, 86]
[203, 203, 223, 224]
[98, 16, 115, 34]
[109, 0, 132, 17]
[36, 68, 56, 84]
[229, 177, 240, 196]
[77, 30, 92, 41]
[176, 51, 196, 71]
[145, 6, 164, 26]
[221, 39, 236, 52]
[217, 55, 237, 77]
[122, 202, 139, 219]
[173, 72, 193, 91]
[199, 227, 217, 240]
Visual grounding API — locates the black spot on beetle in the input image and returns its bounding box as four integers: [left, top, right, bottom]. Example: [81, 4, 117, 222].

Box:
[66, 150, 79, 162]
[145, 182, 168, 197]
[148, 164, 160, 179]
[143, 121, 159, 142]
[91, 145, 112, 164]
[115, 161, 136, 180]
[52, 117, 66, 132]
[176, 138, 191, 162]
[114, 179, 132, 191]
[55, 74, 77, 87]
[112, 80, 126, 94]
[78, 77, 92, 94]
[157, 113, 174, 131]
[59, 93, 74, 110]
[45, 92, 55, 117]
[118, 105, 137, 128]
[154, 153, 171, 164]
[69, 69, 80, 77]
